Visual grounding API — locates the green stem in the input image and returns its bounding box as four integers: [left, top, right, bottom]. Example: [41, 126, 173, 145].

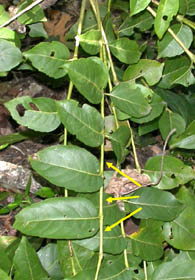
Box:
[176, 15, 195, 30]
[89, 0, 118, 85]
[107, 0, 112, 12]
[64, 0, 87, 145]
[63, 0, 86, 272]
[121, 222, 129, 269]
[143, 261, 148, 280]
[94, 98, 105, 280]
[147, 6, 195, 64]
[129, 123, 141, 172]
[89, 2, 104, 279]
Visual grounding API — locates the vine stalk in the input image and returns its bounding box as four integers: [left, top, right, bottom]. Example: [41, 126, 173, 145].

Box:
[147, 5, 195, 64]
[63, 0, 87, 276]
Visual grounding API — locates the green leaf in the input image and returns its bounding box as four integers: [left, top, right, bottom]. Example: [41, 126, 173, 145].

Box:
[0, 247, 11, 274]
[23, 41, 70, 79]
[159, 56, 195, 89]
[67, 57, 108, 104]
[130, 0, 152, 16]
[154, 0, 179, 39]
[0, 131, 43, 146]
[5, 96, 61, 132]
[125, 187, 184, 221]
[14, 197, 98, 239]
[152, 260, 195, 279]
[144, 155, 195, 190]
[0, 28, 21, 47]
[163, 206, 195, 250]
[37, 244, 63, 279]
[30, 145, 103, 192]
[57, 240, 94, 277]
[104, 115, 116, 134]
[35, 187, 55, 198]
[123, 59, 164, 86]
[158, 24, 193, 58]
[99, 254, 133, 279]
[179, 0, 195, 15]
[57, 100, 104, 147]
[29, 23, 48, 39]
[110, 81, 152, 118]
[103, 13, 116, 42]
[79, 29, 101, 55]
[75, 226, 128, 255]
[13, 236, 48, 280]
[171, 121, 195, 149]
[130, 94, 165, 124]
[18, 0, 45, 25]
[119, 11, 153, 37]
[110, 125, 131, 164]
[109, 38, 141, 64]
[156, 88, 190, 124]
[138, 119, 159, 136]
[0, 39, 22, 72]
[130, 220, 163, 261]
[176, 186, 195, 211]
[0, 269, 11, 280]
[159, 110, 186, 141]
[0, 6, 10, 26]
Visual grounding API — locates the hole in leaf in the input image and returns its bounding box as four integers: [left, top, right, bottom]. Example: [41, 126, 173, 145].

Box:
[16, 104, 26, 117]
[88, 228, 95, 233]
[50, 51, 55, 57]
[29, 102, 39, 111]
[169, 227, 173, 239]
[107, 260, 113, 265]
[163, 15, 168, 21]
[171, 174, 175, 179]
[134, 269, 139, 274]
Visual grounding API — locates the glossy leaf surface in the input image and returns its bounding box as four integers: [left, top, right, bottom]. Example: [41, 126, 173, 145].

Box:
[144, 155, 195, 189]
[125, 187, 184, 221]
[0, 39, 22, 72]
[131, 220, 163, 261]
[13, 237, 48, 280]
[109, 38, 141, 64]
[57, 100, 104, 147]
[158, 24, 193, 58]
[130, 94, 165, 124]
[130, 0, 152, 16]
[5, 96, 61, 132]
[110, 125, 130, 164]
[110, 82, 152, 118]
[123, 59, 164, 86]
[154, 0, 179, 39]
[68, 57, 108, 104]
[152, 260, 195, 279]
[171, 121, 195, 149]
[119, 11, 153, 37]
[30, 145, 103, 192]
[14, 197, 99, 239]
[23, 41, 70, 78]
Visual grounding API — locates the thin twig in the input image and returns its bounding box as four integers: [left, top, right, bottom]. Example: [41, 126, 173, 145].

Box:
[143, 261, 148, 280]
[0, 0, 44, 29]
